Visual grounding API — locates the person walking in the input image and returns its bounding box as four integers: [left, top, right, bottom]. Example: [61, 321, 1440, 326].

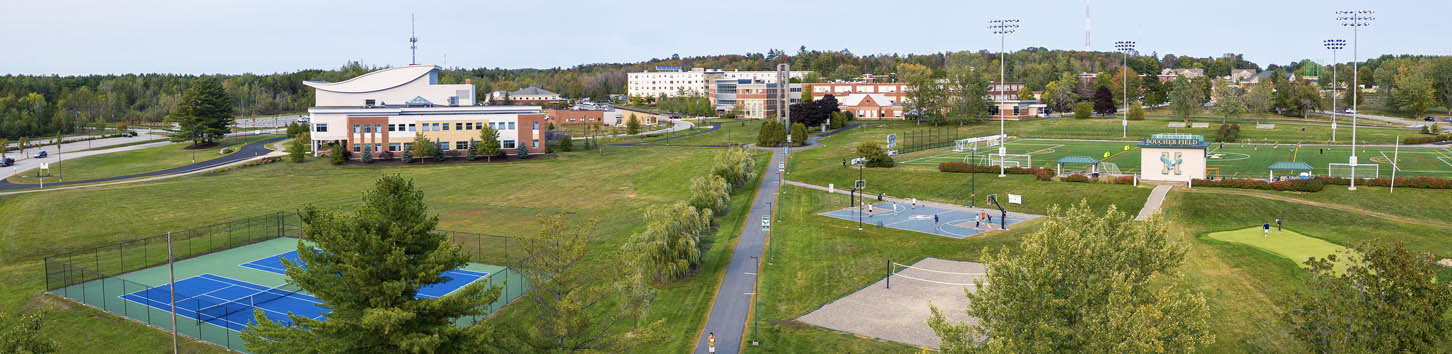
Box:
[1263, 222, 1270, 237]
[867, 203, 874, 217]
[933, 214, 939, 229]
[707, 332, 716, 353]
[911, 198, 918, 209]
[1276, 218, 1282, 232]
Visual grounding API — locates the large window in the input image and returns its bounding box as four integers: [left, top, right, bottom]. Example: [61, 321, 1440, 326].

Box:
[455, 123, 464, 131]
[465, 122, 473, 130]
[363, 124, 371, 133]
[353, 124, 360, 133]
[532, 122, 539, 130]
[532, 140, 539, 148]
[455, 141, 468, 150]
[436, 142, 449, 151]
[374, 124, 382, 134]
[508, 122, 516, 130]
[353, 144, 360, 153]
[502, 140, 516, 149]
[408, 124, 416, 132]
[442, 123, 450, 131]
[316, 123, 328, 132]
[388, 143, 400, 152]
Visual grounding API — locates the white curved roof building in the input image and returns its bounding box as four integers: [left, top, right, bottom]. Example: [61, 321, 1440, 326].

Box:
[304, 65, 475, 107]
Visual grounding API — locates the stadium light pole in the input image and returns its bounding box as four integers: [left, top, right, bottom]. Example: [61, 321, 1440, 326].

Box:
[1324, 39, 1345, 142]
[1116, 41, 1136, 138]
[1338, 10, 1373, 191]
[989, 18, 1019, 178]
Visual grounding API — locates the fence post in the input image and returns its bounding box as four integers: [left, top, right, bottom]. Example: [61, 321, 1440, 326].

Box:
[43, 257, 50, 293]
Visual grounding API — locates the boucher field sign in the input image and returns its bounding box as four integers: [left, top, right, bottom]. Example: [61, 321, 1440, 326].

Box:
[1138, 134, 1210, 183]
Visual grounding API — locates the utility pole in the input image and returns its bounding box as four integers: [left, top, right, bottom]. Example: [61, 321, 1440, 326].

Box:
[1337, 10, 1373, 190]
[989, 19, 1019, 178]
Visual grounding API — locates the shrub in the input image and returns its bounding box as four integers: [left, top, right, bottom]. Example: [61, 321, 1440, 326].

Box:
[756, 120, 787, 147]
[434, 147, 447, 162]
[1319, 176, 1452, 189]
[1127, 104, 1145, 121]
[711, 147, 757, 189]
[855, 142, 894, 168]
[622, 202, 712, 283]
[1215, 123, 1241, 142]
[1073, 101, 1093, 119]
[360, 150, 374, 163]
[558, 135, 573, 152]
[1062, 174, 1091, 183]
[329, 143, 346, 165]
[287, 138, 306, 163]
[937, 161, 1054, 181]
[1111, 176, 1136, 184]
[401, 149, 414, 163]
[1192, 177, 1325, 192]
[1404, 135, 1450, 144]
[515, 144, 529, 159]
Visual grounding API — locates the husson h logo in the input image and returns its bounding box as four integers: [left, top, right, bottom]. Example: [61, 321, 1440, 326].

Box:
[1160, 152, 1183, 175]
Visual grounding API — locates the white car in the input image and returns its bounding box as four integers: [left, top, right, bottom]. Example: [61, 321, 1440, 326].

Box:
[297, 116, 310, 123]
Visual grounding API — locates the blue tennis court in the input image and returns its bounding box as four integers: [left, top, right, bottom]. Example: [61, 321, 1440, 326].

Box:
[242, 250, 489, 298]
[819, 202, 1032, 239]
[121, 273, 326, 331]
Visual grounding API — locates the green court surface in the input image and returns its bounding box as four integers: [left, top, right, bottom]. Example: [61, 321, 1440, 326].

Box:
[1206, 227, 1349, 273]
[47, 237, 524, 352]
[898, 138, 1452, 178]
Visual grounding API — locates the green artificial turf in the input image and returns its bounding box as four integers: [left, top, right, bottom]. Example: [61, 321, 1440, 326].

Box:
[1206, 227, 1350, 273]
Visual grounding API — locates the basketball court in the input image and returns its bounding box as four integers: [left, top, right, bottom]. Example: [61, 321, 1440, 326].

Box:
[797, 258, 985, 349]
[818, 202, 1032, 239]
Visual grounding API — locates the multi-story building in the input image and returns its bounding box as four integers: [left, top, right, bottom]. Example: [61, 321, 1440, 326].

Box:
[628, 67, 809, 99]
[808, 82, 907, 102]
[305, 65, 547, 158]
[487, 87, 565, 105]
[988, 82, 1046, 120]
[731, 82, 803, 119]
[546, 108, 621, 126]
[804, 81, 909, 120]
[1158, 68, 1205, 83]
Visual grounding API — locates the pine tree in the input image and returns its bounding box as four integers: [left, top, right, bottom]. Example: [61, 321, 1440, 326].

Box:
[166, 77, 234, 147]
[241, 176, 502, 353]
[287, 136, 306, 163]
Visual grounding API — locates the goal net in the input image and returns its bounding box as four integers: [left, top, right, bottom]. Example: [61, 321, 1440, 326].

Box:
[953, 135, 1005, 152]
[981, 153, 1031, 168]
[1327, 163, 1380, 179]
[1099, 162, 1123, 176]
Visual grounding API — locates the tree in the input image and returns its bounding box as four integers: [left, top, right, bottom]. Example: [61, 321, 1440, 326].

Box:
[329, 142, 346, 165]
[0, 138, 7, 159]
[626, 114, 641, 135]
[1092, 86, 1116, 115]
[0, 310, 56, 354]
[515, 142, 529, 159]
[360, 148, 374, 163]
[1110, 67, 1142, 104]
[475, 125, 501, 162]
[557, 134, 573, 152]
[1169, 78, 1202, 120]
[947, 68, 992, 124]
[1244, 83, 1273, 114]
[854, 141, 893, 168]
[287, 135, 307, 163]
[790, 123, 808, 147]
[409, 135, 435, 161]
[688, 175, 731, 216]
[711, 146, 757, 189]
[1141, 77, 1168, 106]
[623, 202, 712, 283]
[401, 147, 414, 163]
[241, 175, 503, 353]
[1287, 241, 1452, 353]
[509, 215, 661, 352]
[1212, 81, 1247, 123]
[1393, 66, 1437, 118]
[756, 120, 786, 147]
[166, 77, 234, 147]
[1431, 58, 1452, 114]
[906, 74, 947, 125]
[1016, 86, 1034, 101]
[1073, 101, 1093, 119]
[929, 201, 1213, 353]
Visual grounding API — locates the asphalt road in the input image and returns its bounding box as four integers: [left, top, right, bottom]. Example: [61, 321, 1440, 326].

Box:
[0, 135, 285, 191]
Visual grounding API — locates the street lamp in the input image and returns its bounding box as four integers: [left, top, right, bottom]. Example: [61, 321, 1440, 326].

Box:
[1337, 10, 1373, 191]
[1116, 41, 1136, 138]
[1324, 39, 1346, 142]
[989, 18, 1019, 178]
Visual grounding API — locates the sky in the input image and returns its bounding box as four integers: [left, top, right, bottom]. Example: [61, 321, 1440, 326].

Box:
[2, 0, 1448, 76]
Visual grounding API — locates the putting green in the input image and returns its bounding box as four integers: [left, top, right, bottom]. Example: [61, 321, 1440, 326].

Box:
[1207, 227, 1349, 273]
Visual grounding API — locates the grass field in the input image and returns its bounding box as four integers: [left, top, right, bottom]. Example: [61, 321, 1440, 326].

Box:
[7, 135, 280, 184]
[1205, 227, 1350, 273]
[897, 138, 1452, 178]
[0, 145, 767, 353]
[647, 119, 762, 146]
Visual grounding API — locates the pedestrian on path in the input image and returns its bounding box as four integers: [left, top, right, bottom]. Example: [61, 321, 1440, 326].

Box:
[1263, 222, 1270, 237]
[708, 332, 716, 353]
[892, 203, 899, 216]
[912, 198, 918, 209]
[867, 203, 874, 217]
[1276, 218, 1282, 231]
[934, 214, 939, 228]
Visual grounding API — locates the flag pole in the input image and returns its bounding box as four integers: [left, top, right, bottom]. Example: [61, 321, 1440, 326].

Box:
[168, 231, 178, 353]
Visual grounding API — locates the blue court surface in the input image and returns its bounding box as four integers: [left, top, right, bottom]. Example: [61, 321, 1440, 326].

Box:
[819, 202, 1031, 239]
[121, 273, 327, 331]
[242, 250, 490, 299]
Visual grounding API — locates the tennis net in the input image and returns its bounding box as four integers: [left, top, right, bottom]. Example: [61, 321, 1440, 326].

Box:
[198, 282, 305, 324]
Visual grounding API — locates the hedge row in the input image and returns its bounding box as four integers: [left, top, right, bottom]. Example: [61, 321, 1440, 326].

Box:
[1404, 134, 1450, 145]
[1191, 178, 1325, 192]
[938, 161, 1054, 181]
[1320, 176, 1452, 189]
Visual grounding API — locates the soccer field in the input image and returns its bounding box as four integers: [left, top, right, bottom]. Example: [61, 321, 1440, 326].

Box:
[898, 138, 1452, 178]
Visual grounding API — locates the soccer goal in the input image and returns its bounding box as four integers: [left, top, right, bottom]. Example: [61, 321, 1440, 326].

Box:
[1099, 162, 1123, 176]
[1327, 163, 1380, 179]
[953, 135, 1005, 152]
[981, 153, 1032, 168]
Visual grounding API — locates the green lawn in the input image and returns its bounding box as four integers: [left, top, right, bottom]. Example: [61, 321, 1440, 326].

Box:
[1206, 227, 1350, 273]
[0, 145, 767, 353]
[648, 119, 761, 146]
[1142, 108, 1408, 127]
[7, 135, 280, 185]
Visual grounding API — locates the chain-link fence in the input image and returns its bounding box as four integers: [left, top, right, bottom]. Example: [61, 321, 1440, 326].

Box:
[43, 212, 529, 352]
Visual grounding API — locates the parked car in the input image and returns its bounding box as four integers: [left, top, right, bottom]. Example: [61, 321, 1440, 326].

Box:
[297, 116, 310, 123]
[33, 151, 47, 158]
[0, 157, 13, 167]
[1424, 116, 1436, 122]
[121, 131, 138, 137]
[1443, 117, 1452, 123]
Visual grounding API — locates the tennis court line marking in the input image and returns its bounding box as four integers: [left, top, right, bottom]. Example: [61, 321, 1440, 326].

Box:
[197, 273, 324, 305]
[120, 274, 309, 330]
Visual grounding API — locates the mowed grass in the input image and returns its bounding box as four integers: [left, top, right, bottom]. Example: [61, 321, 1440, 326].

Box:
[7, 135, 280, 184]
[648, 119, 761, 146]
[745, 185, 1036, 353]
[899, 138, 1452, 178]
[1206, 227, 1350, 273]
[0, 145, 767, 353]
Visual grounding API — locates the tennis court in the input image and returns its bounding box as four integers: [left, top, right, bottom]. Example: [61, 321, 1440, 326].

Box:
[819, 202, 1033, 239]
[241, 250, 489, 299]
[899, 138, 1452, 178]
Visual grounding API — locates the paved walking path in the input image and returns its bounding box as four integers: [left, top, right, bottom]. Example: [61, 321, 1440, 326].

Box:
[1135, 183, 1176, 221]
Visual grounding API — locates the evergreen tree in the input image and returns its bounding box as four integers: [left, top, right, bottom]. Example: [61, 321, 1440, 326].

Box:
[1092, 86, 1117, 115]
[433, 138, 447, 162]
[166, 77, 234, 147]
[329, 143, 346, 165]
[515, 142, 529, 159]
[401, 148, 414, 163]
[790, 123, 808, 147]
[626, 114, 642, 135]
[287, 136, 306, 163]
[558, 135, 573, 152]
[466, 138, 478, 161]
[241, 175, 502, 353]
